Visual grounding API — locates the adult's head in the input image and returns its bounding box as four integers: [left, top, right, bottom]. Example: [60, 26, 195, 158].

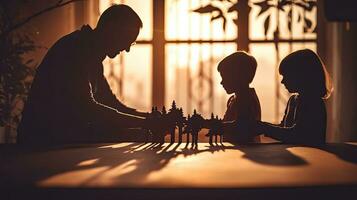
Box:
[95, 4, 143, 58]
[217, 51, 257, 94]
[279, 49, 333, 99]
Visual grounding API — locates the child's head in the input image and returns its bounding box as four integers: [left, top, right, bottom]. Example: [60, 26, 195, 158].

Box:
[279, 49, 333, 99]
[217, 51, 257, 94]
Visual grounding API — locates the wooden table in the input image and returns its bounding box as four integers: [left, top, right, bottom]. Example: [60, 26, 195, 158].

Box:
[1, 142, 357, 199]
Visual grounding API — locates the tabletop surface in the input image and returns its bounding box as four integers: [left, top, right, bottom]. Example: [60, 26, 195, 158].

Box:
[1, 142, 357, 189]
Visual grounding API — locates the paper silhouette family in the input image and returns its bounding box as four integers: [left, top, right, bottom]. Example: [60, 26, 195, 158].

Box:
[145, 101, 223, 148]
[17, 4, 333, 146]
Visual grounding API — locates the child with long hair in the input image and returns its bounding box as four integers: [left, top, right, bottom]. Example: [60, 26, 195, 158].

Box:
[256, 49, 333, 144]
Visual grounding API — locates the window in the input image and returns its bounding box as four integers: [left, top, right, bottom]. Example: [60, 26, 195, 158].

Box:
[99, 0, 317, 122]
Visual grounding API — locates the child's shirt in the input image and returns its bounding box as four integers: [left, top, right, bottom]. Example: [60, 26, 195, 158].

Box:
[223, 88, 261, 142]
[265, 94, 326, 144]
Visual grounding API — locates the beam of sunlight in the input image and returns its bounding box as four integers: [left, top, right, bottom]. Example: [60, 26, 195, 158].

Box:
[91, 159, 139, 186]
[77, 158, 99, 167]
[98, 142, 135, 149]
[38, 166, 109, 187]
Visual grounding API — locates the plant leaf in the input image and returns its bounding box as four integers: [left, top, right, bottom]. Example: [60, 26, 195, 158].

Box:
[211, 11, 224, 21]
[273, 28, 280, 40]
[222, 17, 227, 32]
[287, 9, 292, 33]
[254, 1, 272, 17]
[278, 0, 292, 10]
[228, 4, 237, 13]
[311, 25, 317, 33]
[192, 4, 221, 14]
[264, 15, 271, 36]
[304, 17, 312, 32]
[295, 2, 307, 9]
[233, 18, 238, 26]
[306, 1, 316, 11]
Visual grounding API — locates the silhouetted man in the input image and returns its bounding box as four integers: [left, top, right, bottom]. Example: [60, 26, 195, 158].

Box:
[18, 4, 148, 145]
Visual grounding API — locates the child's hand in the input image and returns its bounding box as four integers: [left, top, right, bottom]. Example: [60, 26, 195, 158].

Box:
[221, 120, 236, 135]
[222, 119, 258, 142]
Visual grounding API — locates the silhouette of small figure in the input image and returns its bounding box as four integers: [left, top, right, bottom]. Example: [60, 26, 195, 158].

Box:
[18, 4, 149, 145]
[206, 114, 224, 144]
[177, 108, 185, 144]
[160, 106, 168, 144]
[189, 109, 204, 148]
[149, 106, 162, 143]
[256, 49, 333, 145]
[206, 113, 216, 144]
[182, 114, 192, 145]
[161, 106, 167, 115]
[217, 51, 261, 143]
[214, 116, 224, 143]
[167, 101, 179, 143]
[144, 111, 152, 143]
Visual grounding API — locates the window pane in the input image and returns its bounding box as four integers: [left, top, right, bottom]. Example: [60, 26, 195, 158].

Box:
[103, 45, 152, 112]
[250, 44, 278, 122]
[121, 0, 153, 40]
[165, 43, 236, 118]
[166, 0, 237, 41]
[100, 0, 152, 40]
[249, 0, 317, 40]
[100, 1, 153, 113]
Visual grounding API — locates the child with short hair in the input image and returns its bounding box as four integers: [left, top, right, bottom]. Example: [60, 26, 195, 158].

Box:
[217, 51, 261, 143]
[256, 49, 333, 144]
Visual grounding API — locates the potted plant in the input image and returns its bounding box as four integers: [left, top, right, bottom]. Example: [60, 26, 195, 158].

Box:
[0, 0, 82, 143]
[0, 33, 36, 143]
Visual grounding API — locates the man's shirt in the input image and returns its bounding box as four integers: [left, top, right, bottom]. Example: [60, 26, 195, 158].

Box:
[18, 25, 137, 144]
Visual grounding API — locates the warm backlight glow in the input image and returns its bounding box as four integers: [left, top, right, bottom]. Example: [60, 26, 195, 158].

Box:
[77, 158, 99, 167]
[99, 0, 317, 122]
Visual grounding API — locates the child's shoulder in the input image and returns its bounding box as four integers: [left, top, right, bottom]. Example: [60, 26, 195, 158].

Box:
[248, 87, 259, 97]
[227, 94, 236, 107]
[236, 88, 261, 107]
[287, 93, 299, 103]
[245, 88, 260, 103]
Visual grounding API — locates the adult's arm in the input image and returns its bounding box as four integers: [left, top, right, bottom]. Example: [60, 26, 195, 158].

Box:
[91, 66, 148, 117]
[65, 61, 147, 130]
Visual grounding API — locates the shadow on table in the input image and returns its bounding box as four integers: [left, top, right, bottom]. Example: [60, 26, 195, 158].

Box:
[1, 142, 356, 187]
[228, 143, 308, 166]
[234, 142, 357, 166]
[230, 142, 357, 166]
[0, 142, 223, 186]
[316, 143, 357, 164]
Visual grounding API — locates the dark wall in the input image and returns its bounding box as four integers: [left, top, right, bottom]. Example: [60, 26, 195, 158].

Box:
[335, 22, 357, 141]
[20, 0, 98, 66]
[318, 1, 357, 142]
